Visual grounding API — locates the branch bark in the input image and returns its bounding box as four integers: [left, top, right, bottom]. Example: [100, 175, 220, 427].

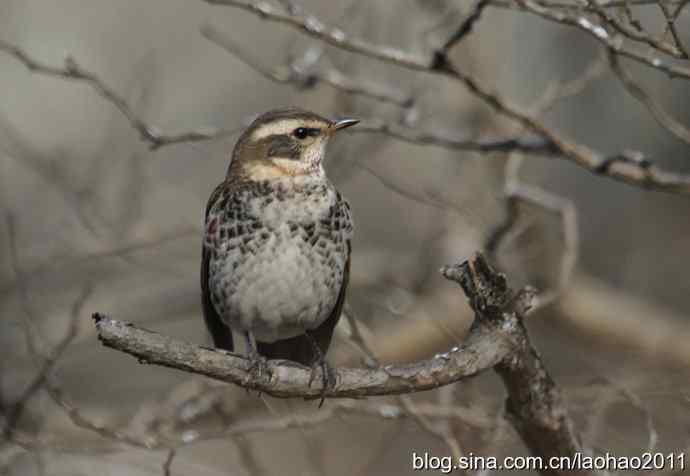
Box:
[93, 312, 511, 399]
[94, 253, 589, 475]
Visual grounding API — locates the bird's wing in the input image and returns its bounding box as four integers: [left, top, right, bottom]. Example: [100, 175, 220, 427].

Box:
[201, 182, 234, 351]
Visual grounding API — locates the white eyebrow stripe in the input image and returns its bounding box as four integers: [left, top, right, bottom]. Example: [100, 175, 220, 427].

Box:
[250, 119, 326, 140]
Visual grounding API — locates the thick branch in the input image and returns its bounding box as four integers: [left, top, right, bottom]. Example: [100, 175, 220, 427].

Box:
[444, 255, 587, 476]
[94, 253, 587, 475]
[92, 312, 510, 399]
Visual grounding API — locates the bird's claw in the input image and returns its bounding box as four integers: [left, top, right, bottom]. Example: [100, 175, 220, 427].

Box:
[244, 352, 269, 389]
[309, 357, 336, 408]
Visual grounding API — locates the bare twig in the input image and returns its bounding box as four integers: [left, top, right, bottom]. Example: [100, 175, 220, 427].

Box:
[3, 5, 688, 194]
[3, 212, 93, 440]
[343, 307, 469, 469]
[150, 395, 495, 449]
[342, 305, 379, 368]
[490, 0, 685, 8]
[657, 0, 690, 59]
[201, 23, 412, 107]
[608, 48, 690, 146]
[2, 286, 89, 439]
[436, 0, 491, 56]
[355, 119, 560, 155]
[0, 40, 229, 150]
[4, 32, 690, 192]
[529, 48, 608, 115]
[202, 0, 690, 194]
[41, 377, 155, 448]
[0, 227, 197, 298]
[514, 0, 690, 79]
[162, 449, 176, 476]
[486, 155, 579, 308]
[586, 0, 685, 58]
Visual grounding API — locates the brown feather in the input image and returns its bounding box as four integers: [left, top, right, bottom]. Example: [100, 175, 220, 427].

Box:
[201, 183, 234, 351]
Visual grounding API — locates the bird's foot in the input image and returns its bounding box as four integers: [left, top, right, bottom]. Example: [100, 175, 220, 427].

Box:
[308, 354, 336, 408]
[242, 331, 269, 388]
[243, 350, 269, 390]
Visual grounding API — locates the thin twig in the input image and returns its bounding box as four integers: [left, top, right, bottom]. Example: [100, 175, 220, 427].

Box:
[486, 155, 579, 308]
[202, 23, 412, 107]
[437, 0, 491, 55]
[608, 48, 690, 146]
[490, 0, 685, 8]
[355, 119, 560, 154]
[162, 449, 176, 476]
[0, 40, 229, 150]
[586, 0, 685, 58]
[657, 0, 690, 58]
[514, 0, 690, 79]
[202, 0, 690, 194]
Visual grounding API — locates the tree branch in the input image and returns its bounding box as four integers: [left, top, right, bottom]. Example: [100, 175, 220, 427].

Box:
[94, 253, 588, 475]
[3, 34, 690, 192]
[608, 48, 690, 146]
[436, 0, 491, 56]
[444, 256, 588, 476]
[201, 22, 413, 107]
[202, 0, 690, 194]
[0, 40, 230, 150]
[92, 311, 511, 399]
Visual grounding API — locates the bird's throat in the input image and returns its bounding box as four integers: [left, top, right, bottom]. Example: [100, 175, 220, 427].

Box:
[244, 158, 321, 180]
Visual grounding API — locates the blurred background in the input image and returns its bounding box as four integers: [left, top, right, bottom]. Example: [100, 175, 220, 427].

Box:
[1, 1, 689, 474]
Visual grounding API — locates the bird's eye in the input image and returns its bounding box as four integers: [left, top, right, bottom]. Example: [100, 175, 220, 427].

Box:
[293, 127, 308, 139]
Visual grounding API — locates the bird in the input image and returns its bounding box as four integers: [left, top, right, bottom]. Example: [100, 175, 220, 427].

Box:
[200, 107, 357, 396]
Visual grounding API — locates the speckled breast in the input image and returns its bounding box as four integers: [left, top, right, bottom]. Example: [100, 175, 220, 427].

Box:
[204, 177, 352, 343]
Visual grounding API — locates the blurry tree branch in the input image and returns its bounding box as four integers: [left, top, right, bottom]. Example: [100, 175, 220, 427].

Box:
[436, 0, 491, 58]
[4, 23, 690, 192]
[162, 449, 175, 476]
[514, 0, 690, 76]
[95, 253, 589, 475]
[657, 0, 690, 59]
[585, 0, 686, 58]
[487, 155, 579, 308]
[607, 48, 690, 146]
[491, 0, 686, 9]
[1, 214, 157, 455]
[201, 23, 413, 108]
[0, 40, 230, 150]
[200, 0, 690, 194]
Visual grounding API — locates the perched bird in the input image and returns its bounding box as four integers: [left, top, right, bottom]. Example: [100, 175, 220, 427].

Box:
[201, 108, 357, 389]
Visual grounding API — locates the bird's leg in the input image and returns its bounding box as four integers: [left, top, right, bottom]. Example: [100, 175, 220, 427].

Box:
[243, 331, 268, 386]
[305, 331, 336, 408]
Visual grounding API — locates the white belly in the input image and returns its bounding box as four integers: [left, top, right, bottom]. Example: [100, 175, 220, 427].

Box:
[205, 176, 352, 343]
[209, 225, 347, 343]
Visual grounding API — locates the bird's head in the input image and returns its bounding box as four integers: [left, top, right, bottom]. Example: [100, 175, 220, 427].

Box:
[227, 108, 359, 180]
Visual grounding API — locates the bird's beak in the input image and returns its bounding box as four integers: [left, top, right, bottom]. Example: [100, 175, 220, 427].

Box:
[332, 118, 360, 132]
